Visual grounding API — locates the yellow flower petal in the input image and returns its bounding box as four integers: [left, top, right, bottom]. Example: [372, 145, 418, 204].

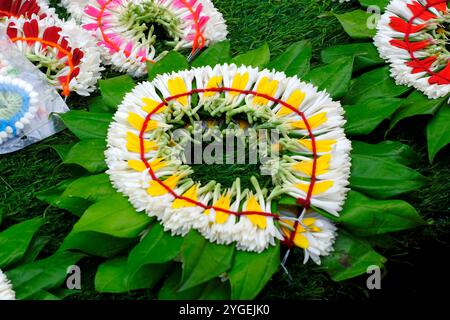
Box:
[128, 159, 147, 171]
[295, 180, 334, 195]
[230, 72, 249, 96]
[277, 89, 306, 116]
[205, 193, 232, 224]
[204, 76, 223, 97]
[148, 157, 168, 172]
[172, 185, 198, 208]
[126, 132, 158, 153]
[245, 195, 267, 229]
[147, 175, 181, 197]
[142, 97, 166, 114]
[128, 112, 158, 132]
[298, 139, 336, 153]
[291, 112, 327, 130]
[168, 77, 188, 107]
[253, 77, 279, 105]
[292, 154, 331, 176]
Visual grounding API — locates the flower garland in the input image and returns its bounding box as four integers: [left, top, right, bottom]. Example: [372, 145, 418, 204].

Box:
[3, 15, 103, 97]
[0, 269, 15, 300]
[80, 0, 228, 77]
[0, 0, 54, 20]
[105, 64, 351, 262]
[374, 0, 450, 99]
[0, 74, 39, 145]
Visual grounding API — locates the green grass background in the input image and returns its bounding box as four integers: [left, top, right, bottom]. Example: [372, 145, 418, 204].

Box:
[0, 0, 448, 300]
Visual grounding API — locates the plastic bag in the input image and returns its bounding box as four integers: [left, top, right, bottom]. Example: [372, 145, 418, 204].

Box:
[0, 33, 69, 154]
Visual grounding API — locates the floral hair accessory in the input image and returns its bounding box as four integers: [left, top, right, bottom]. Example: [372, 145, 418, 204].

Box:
[3, 15, 103, 97]
[0, 75, 39, 145]
[81, 0, 228, 77]
[105, 64, 351, 262]
[0, 269, 15, 300]
[0, 0, 54, 20]
[375, 0, 450, 99]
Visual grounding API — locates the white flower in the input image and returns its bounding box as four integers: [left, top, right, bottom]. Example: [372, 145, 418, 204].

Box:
[0, 269, 15, 301]
[60, 0, 90, 21]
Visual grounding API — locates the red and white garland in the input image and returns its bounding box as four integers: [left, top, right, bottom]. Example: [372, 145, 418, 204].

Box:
[0, 0, 54, 20]
[375, 0, 450, 98]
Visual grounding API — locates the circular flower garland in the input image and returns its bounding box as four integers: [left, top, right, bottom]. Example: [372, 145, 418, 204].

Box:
[0, 269, 15, 300]
[0, 0, 54, 20]
[80, 0, 228, 77]
[105, 64, 351, 262]
[375, 0, 450, 99]
[0, 74, 39, 144]
[3, 15, 103, 97]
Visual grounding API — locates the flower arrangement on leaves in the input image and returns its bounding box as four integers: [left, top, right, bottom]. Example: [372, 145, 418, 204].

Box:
[0, 218, 83, 300]
[0, 74, 40, 144]
[3, 15, 103, 97]
[375, 0, 450, 99]
[35, 41, 427, 299]
[333, 0, 450, 162]
[105, 63, 351, 257]
[77, 0, 228, 77]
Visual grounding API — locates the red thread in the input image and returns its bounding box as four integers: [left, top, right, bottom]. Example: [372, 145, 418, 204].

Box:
[402, 0, 450, 84]
[138, 86, 318, 243]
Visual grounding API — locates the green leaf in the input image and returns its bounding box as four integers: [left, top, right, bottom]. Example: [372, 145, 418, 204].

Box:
[321, 43, 384, 72]
[191, 41, 231, 67]
[6, 252, 83, 299]
[339, 191, 425, 236]
[343, 67, 410, 105]
[99, 75, 135, 109]
[158, 267, 230, 300]
[51, 144, 74, 162]
[14, 236, 50, 266]
[128, 223, 183, 274]
[303, 57, 353, 99]
[88, 96, 112, 113]
[350, 153, 427, 199]
[228, 242, 280, 300]
[73, 194, 151, 238]
[147, 51, 189, 81]
[351, 140, 417, 166]
[60, 231, 136, 258]
[389, 91, 446, 131]
[427, 105, 450, 162]
[62, 174, 117, 202]
[268, 40, 312, 77]
[335, 10, 376, 39]
[344, 98, 403, 135]
[60, 111, 112, 140]
[0, 218, 43, 269]
[359, 0, 389, 10]
[63, 139, 107, 173]
[231, 43, 270, 68]
[179, 230, 234, 291]
[323, 231, 386, 282]
[95, 257, 169, 293]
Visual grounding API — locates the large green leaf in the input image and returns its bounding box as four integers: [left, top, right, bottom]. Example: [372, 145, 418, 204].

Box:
[62, 174, 117, 202]
[191, 41, 231, 67]
[321, 43, 384, 72]
[352, 140, 418, 166]
[147, 51, 189, 81]
[179, 230, 234, 291]
[231, 43, 270, 68]
[344, 98, 403, 135]
[99, 75, 136, 109]
[339, 191, 425, 236]
[268, 40, 312, 77]
[0, 218, 43, 269]
[59, 111, 112, 140]
[88, 96, 112, 114]
[72, 195, 151, 238]
[6, 252, 83, 299]
[63, 139, 107, 173]
[95, 257, 169, 293]
[335, 10, 376, 39]
[228, 242, 280, 300]
[14, 236, 49, 266]
[159, 267, 230, 300]
[323, 231, 386, 282]
[359, 0, 389, 10]
[350, 153, 427, 198]
[427, 105, 450, 162]
[389, 91, 446, 131]
[128, 223, 183, 274]
[51, 144, 74, 162]
[303, 57, 354, 99]
[343, 67, 410, 105]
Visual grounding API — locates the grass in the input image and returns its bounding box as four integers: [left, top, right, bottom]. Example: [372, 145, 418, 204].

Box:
[0, 0, 449, 300]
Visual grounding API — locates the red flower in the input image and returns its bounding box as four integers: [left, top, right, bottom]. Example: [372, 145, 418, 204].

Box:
[0, 0, 46, 19]
[407, 1, 437, 21]
[390, 39, 432, 52]
[406, 56, 437, 73]
[429, 62, 450, 85]
[389, 16, 426, 33]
